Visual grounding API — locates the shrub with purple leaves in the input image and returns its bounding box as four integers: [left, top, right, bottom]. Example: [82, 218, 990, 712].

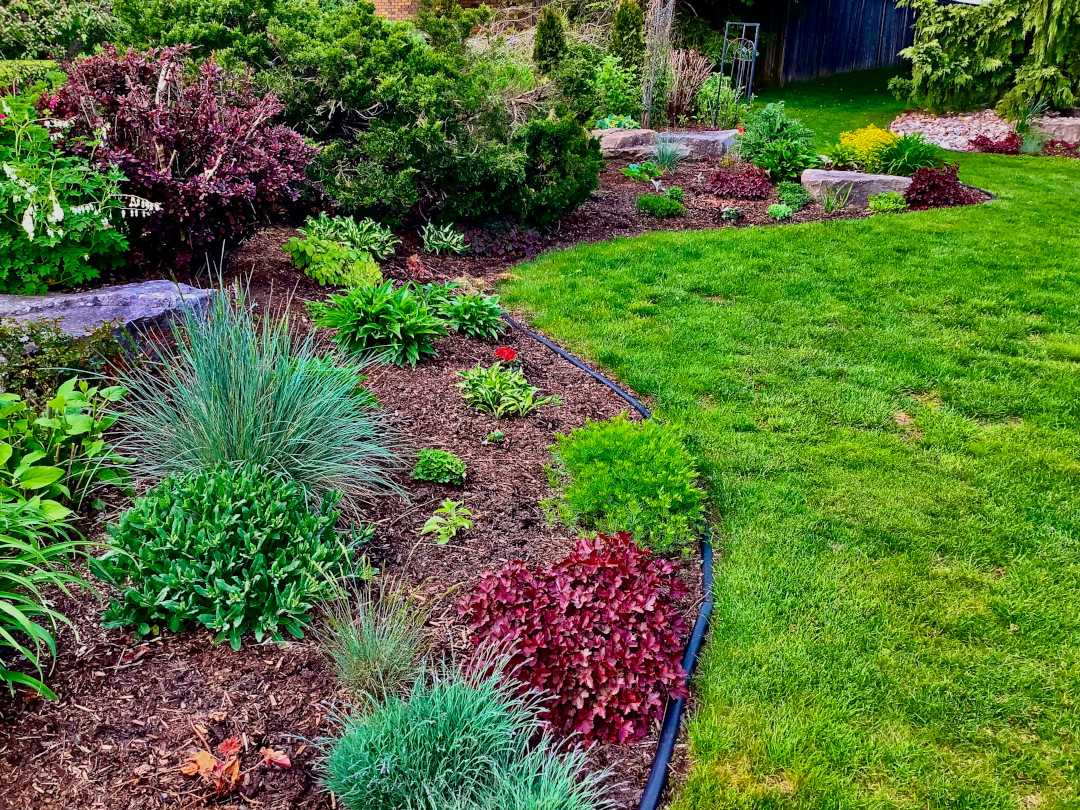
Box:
[703, 164, 773, 200]
[49, 45, 315, 270]
[968, 133, 1023, 155]
[905, 164, 977, 210]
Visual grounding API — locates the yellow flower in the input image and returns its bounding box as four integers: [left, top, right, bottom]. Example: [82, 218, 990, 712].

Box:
[838, 125, 899, 169]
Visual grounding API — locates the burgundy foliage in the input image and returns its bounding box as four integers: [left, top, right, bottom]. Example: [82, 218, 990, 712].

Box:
[905, 164, 977, 210]
[1044, 139, 1079, 158]
[968, 132, 1023, 154]
[49, 46, 315, 270]
[464, 220, 544, 261]
[703, 163, 773, 199]
[460, 531, 689, 745]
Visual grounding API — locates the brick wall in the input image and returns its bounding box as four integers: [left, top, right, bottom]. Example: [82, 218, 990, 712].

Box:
[373, 0, 420, 20]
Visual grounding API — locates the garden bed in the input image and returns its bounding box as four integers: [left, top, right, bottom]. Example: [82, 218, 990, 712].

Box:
[0, 320, 701, 810]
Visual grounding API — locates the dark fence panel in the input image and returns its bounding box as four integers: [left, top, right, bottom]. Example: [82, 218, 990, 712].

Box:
[780, 0, 916, 83]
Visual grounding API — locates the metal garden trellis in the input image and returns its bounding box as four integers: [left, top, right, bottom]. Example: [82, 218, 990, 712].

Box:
[714, 21, 759, 127]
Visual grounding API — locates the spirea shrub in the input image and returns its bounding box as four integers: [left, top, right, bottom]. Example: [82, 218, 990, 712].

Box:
[905, 164, 977, 210]
[703, 163, 773, 199]
[49, 46, 315, 270]
[95, 465, 352, 649]
[460, 531, 689, 744]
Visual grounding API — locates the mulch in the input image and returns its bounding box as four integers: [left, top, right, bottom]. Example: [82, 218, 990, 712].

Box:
[0, 304, 702, 809]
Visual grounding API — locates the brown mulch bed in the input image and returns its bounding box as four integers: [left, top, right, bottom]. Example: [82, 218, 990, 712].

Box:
[0, 314, 701, 810]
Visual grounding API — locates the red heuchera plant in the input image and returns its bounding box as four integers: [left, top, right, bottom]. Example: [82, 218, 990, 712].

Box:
[1044, 139, 1079, 158]
[703, 163, 773, 199]
[460, 531, 689, 744]
[968, 132, 1023, 155]
[905, 164, 977, 210]
[49, 46, 315, 270]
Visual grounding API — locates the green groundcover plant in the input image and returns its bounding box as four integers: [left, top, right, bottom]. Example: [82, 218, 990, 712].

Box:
[95, 464, 360, 649]
[413, 448, 466, 485]
[547, 414, 705, 553]
[319, 665, 612, 810]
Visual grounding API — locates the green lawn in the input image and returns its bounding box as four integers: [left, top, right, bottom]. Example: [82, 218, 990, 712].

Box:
[501, 80, 1080, 809]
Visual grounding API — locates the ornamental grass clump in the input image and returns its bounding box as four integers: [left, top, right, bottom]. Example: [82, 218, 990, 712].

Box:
[461, 531, 689, 744]
[118, 285, 402, 504]
[95, 465, 355, 649]
[319, 666, 611, 810]
[547, 414, 705, 553]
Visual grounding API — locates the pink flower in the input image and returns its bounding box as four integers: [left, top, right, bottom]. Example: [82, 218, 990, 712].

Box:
[495, 347, 517, 363]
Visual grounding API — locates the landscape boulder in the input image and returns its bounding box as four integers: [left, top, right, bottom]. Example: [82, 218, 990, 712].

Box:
[0, 280, 213, 336]
[800, 169, 912, 209]
[591, 128, 658, 161]
[1035, 115, 1080, 143]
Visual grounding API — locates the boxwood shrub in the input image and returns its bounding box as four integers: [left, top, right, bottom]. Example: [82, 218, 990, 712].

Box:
[95, 465, 357, 649]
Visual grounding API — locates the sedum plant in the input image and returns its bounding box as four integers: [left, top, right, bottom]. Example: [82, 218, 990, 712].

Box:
[868, 191, 910, 213]
[95, 465, 358, 649]
[546, 414, 705, 553]
[319, 666, 612, 810]
[437, 294, 506, 341]
[768, 203, 794, 221]
[421, 222, 468, 255]
[315, 281, 447, 367]
[457, 363, 562, 419]
[420, 499, 473, 545]
[413, 449, 466, 485]
[118, 285, 401, 504]
[776, 181, 813, 212]
[461, 532, 689, 744]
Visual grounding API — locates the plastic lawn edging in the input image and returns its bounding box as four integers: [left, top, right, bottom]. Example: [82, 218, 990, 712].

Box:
[501, 313, 716, 810]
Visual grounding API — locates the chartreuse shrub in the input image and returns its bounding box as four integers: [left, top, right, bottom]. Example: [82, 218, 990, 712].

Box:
[315, 282, 446, 367]
[96, 464, 362, 649]
[119, 286, 401, 503]
[320, 666, 611, 810]
[313, 576, 431, 705]
[284, 213, 394, 287]
[546, 414, 704, 552]
[457, 363, 562, 418]
[0, 495, 88, 699]
[838, 124, 898, 167]
[461, 531, 688, 744]
[0, 86, 130, 295]
[413, 449, 466, 485]
[0, 377, 131, 510]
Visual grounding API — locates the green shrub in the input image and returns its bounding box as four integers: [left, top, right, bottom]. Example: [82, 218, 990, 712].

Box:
[283, 235, 383, 287]
[874, 132, 946, 177]
[413, 448, 466, 485]
[0, 87, 130, 294]
[96, 465, 358, 649]
[776, 181, 813, 211]
[0, 60, 63, 90]
[547, 414, 705, 552]
[457, 363, 562, 418]
[313, 576, 430, 705]
[595, 54, 641, 118]
[0, 494, 87, 699]
[868, 191, 910, 213]
[119, 286, 401, 502]
[421, 222, 468, 255]
[737, 102, 819, 182]
[595, 114, 639, 129]
[319, 667, 609, 810]
[0, 318, 124, 402]
[694, 74, 751, 127]
[533, 6, 567, 76]
[513, 116, 603, 226]
[438, 294, 506, 340]
[636, 193, 686, 218]
[666, 185, 685, 202]
[316, 281, 446, 367]
[0, 0, 111, 60]
[610, 0, 646, 79]
[0, 377, 131, 509]
[300, 212, 400, 260]
[768, 203, 794, 221]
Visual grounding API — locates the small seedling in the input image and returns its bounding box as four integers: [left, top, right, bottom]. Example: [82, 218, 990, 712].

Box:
[720, 206, 741, 222]
[820, 183, 853, 213]
[484, 430, 506, 445]
[421, 499, 473, 545]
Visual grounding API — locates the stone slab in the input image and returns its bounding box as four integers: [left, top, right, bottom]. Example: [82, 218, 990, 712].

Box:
[1034, 116, 1080, 143]
[591, 128, 658, 160]
[591, 128, 739, 160]
[0, 280, 213, 336]
[663, 130, 738, 158]
[800, 169, 912, 209]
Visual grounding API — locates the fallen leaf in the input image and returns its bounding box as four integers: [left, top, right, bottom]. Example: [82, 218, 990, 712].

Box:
[182, 750, 218, 778]
[260, 747, 291, 769]
[217, 736, 241, 758]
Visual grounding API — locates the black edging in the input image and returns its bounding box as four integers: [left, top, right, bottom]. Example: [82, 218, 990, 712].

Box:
[501, 312, 716, 810]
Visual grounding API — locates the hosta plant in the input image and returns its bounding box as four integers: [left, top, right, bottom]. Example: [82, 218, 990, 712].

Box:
[300, 213, 400, 260]
[457, 363, 562, 419]
[546, 414, 704, 553]
[461, 531, 689, 744]
[437, 294, 506, 341]
[282, 235, 382, 287]
[413, 449, 466, 485]
[620, 162, 663, 182]
[421, 222, 468, 255]
[315, 282, 446, 367]
[0, 377, 131, 509]
[95, 465, 357, 649]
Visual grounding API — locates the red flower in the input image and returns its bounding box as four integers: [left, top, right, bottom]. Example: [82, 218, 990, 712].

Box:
[737, 125, 745, 134]
[495, 347, 517, 363]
